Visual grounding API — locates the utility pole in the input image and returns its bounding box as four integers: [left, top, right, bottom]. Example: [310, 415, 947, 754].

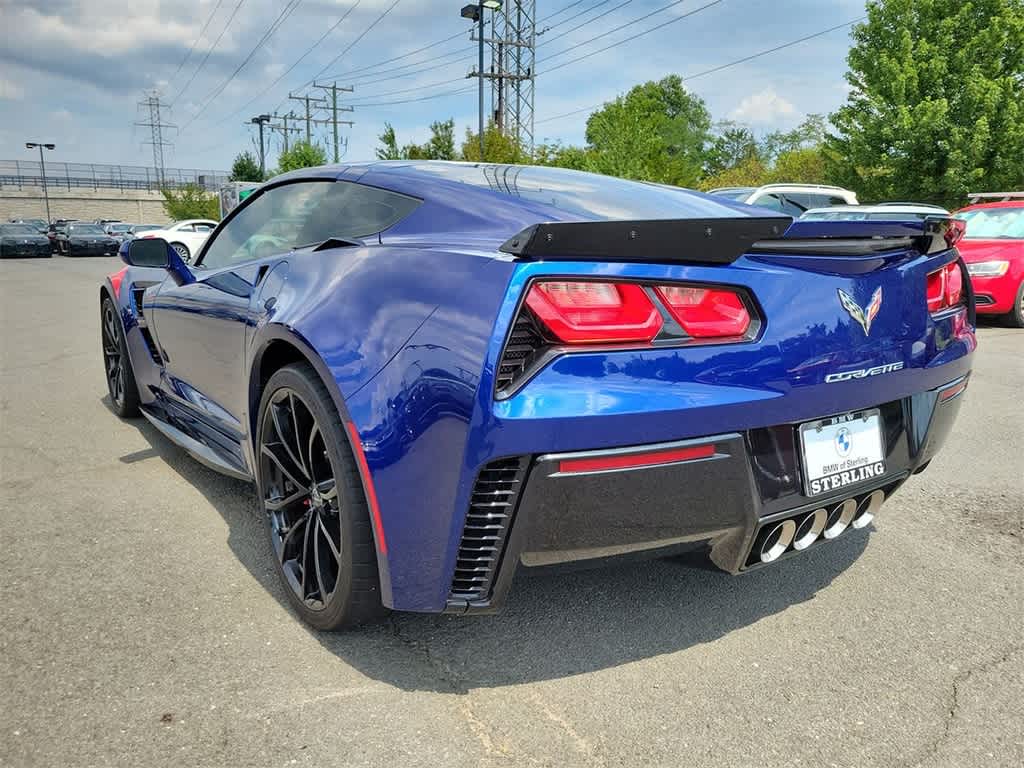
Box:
[135, 91, 175, 186]
[249, 114, 272, 178]
[288, 92, 328, 145]
[268, 113, 302, 154]
[312, 81, 355, 163]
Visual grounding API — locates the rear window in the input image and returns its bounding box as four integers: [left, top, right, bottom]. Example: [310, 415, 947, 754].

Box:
[68, 224, 105, 235]
[402, 163, 737, 220]
[956, 208, 1024, 239]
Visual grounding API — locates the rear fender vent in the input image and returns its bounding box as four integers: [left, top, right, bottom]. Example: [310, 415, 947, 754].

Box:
[495, 310, 549, 396]
[449, 456, 530, 602]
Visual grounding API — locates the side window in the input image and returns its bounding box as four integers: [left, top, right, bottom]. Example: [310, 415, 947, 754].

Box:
[828, 195, 848, 206]
[198, 180, 420, 270]
[193, 223, 214, 232]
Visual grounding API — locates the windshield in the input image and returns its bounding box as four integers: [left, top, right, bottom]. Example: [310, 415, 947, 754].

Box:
[68, 224, 106, 235]
[1, 225, 40, 235]
[109, 224, 132, 233]
[956, 207, 1024, 239]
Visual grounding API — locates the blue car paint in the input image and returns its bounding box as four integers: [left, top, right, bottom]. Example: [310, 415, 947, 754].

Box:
[103, 162, 975, 614]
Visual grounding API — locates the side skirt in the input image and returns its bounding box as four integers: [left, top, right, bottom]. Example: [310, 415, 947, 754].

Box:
[140, 405, 253, 482]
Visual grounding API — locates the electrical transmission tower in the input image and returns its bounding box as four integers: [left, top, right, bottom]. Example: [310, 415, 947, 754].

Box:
[268, 112, 302, 153]
[488, 1, 536, 152]
[135, 91, 175, 186]
[288, 92, 328, 145]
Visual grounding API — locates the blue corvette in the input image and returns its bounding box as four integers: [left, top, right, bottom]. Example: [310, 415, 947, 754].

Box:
[100, 162, 975, 629]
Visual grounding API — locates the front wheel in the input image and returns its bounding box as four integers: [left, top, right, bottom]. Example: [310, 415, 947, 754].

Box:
[101, 297, 140, 417]
[257, 363, 386, 630]
[1005, 281, 1024, 328]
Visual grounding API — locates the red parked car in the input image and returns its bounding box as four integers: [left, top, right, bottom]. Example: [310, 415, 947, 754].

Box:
[954, 198, 1024, 327]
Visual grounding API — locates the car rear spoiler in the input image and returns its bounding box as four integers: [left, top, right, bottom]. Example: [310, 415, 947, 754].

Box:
[500, 215, 959, 263]
[498, 216, 791, 264]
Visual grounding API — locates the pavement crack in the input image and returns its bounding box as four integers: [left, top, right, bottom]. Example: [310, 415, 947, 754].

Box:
[902, 643, 1024, 767]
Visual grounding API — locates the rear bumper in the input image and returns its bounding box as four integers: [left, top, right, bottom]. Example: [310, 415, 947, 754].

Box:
[445, 374, 969, 614]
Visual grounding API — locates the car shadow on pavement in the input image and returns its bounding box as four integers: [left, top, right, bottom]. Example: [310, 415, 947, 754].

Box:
[118, 404, 870, 693]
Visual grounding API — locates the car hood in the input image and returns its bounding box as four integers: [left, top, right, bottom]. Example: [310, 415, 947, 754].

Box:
[1, 235, 49, 243]
[957, 239, 1024, 263]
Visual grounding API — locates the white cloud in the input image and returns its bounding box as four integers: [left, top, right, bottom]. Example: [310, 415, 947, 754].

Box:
[729, 88, 797, 125]
[0, 78, 24, 100]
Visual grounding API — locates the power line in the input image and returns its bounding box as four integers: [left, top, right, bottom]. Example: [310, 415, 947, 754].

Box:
[221, 0, 363, 122]
[541, 0, 723, 74]
[181, 0, 303, 132]
[298, 0, 404, 91]
[538, 0, 711, 68]
[539, 0, 633, 45]
[169, 0, 248, 107]
[167, 0, 226, 86]
[349, 84, 476, 109]
[536, 17, 865, 125]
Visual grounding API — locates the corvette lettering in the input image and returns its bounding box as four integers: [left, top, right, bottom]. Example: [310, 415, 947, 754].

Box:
[825, 361, 904, 383]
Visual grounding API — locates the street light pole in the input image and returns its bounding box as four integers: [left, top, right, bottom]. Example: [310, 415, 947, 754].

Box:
[477, 0, 485, 160]
[462, 1, 501, 162]
[250, 115, 271, 179]
[25, 142, 55, 222]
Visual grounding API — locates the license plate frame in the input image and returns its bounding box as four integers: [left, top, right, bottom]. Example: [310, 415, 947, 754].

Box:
[798, 409, 886, 497]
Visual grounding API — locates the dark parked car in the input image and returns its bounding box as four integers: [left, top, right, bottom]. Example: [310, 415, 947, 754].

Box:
[0, 223, 52, 258]
[8, 218, 49, 234]
[54, 222, 119, 256]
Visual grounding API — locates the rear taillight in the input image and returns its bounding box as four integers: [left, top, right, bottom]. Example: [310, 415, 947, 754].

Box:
[654, 285, 751, 338]
[109, 267, 127, 299]
[524, 281, 662, 343]
[926, 262, 964, 313]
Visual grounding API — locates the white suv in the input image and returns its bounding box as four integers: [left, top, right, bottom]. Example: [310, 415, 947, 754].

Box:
[709, 184, 858, 215]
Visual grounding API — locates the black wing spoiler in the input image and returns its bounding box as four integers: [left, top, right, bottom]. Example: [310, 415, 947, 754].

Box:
[499, 216, 791, 265]
[499, 215, 960, 264]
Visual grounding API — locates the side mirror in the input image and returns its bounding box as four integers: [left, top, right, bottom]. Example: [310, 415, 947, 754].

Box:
[122, 237, 195, 286]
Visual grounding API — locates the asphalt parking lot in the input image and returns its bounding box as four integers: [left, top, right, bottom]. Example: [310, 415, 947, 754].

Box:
[1, 255, 1021, 768]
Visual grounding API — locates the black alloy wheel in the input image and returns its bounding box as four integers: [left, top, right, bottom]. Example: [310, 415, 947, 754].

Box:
[257, 363, 385, 630]
[1008, 281, 1024, 328]
[101, 297, 140, 417]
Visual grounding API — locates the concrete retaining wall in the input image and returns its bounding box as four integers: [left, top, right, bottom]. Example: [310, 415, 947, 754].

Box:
[0, 185, 172, 224]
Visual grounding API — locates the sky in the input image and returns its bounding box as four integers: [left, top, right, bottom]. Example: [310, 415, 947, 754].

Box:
[0, 0, 868, 173]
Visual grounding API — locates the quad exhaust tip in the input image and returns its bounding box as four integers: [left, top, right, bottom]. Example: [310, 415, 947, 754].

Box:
[747, 489, 887, 568]
[853, 489, 885, 529]
[759, 519, 797, 563]
[792, 508, 827, 551]
[823, 498, 858, 540]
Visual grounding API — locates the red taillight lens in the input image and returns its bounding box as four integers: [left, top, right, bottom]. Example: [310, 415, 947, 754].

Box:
[945, 262, 963, 306]
[525, 281, 662, 343]
[654, 285, 751, 338]
[926, 262, 964, 313]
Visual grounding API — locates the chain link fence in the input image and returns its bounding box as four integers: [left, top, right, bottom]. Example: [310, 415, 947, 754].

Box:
[0, 160, 230, 192]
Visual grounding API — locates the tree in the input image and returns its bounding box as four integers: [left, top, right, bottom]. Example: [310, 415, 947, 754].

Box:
[760, 115, 826, 165]
[276, 141, 327, 174]
[583, 75, 712, 187]
[230, 151, 263, 182]
[826, 0, 1024, 206]
[705, 122, 761, 176]
[375, 119, 457, 160]
[461, 122, 527, 163]
[161, 184, 219, 221]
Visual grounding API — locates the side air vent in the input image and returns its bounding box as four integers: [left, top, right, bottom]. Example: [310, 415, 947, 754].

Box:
[449, 456, 530, 602]
[495, 310, 548, 395]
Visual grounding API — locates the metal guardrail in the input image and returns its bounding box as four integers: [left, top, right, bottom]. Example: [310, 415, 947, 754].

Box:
[0, 160, 230, 192]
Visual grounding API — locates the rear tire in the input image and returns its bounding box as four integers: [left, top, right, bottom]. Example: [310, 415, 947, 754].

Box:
[1005, 281, 1024, 328]
[256, 362, 387, 630]
[101, 297, 140, 417]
